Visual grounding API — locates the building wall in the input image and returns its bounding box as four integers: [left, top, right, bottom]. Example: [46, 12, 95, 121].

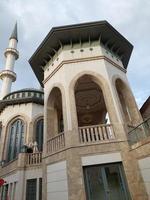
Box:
[47, 161, 68, 200]
[142, 106, 150, 119]
[43, 42, 148, 200]
[140, 97, 150, 120]
[0, 102, 43, 200]
[44, 44, 126, 132]
[0, 102, 43, 160]
[138, 157, 150, 197]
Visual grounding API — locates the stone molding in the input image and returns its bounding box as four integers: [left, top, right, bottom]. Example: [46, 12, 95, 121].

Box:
[4, 48, 19, 59]
[43, 55, 126, 84]
[0, 70, 16, 82]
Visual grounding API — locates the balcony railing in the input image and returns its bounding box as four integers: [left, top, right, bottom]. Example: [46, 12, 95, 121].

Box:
[128, 117, 150, 145]
[47, 132, 65, 154]
[79, 124, 115, 144]
[26, 152, 42, 166]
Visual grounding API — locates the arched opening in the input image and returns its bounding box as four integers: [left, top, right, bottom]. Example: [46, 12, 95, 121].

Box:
[115, 78, 140, 125]
[7, 119, 25, 162]
[35, 118, 43, 151]
[47, 87, 64, 139]
[74, 75, 110, 127]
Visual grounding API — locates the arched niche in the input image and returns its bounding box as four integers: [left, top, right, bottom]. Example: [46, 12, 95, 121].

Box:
[74, 74, 110, 127]
[115, 78, 141, 125]
[47, 87, 64, 139]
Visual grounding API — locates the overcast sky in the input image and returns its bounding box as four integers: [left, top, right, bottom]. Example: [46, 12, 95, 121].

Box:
[0, 0, 150, 107]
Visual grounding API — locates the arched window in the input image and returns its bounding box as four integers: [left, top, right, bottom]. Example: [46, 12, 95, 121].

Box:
[36, 119, 43, 151]
[7, 119, 24, 162]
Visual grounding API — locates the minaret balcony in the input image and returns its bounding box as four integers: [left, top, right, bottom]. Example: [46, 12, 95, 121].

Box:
[4, 48, 19, 59]
[0, 70, 16, 82]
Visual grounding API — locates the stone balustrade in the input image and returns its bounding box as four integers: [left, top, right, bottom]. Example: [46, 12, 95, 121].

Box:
[47, 132, 65, 154]
[46, 124, 116, 155]
[79, 124, 115, 144]
[26, 152, 42, 166]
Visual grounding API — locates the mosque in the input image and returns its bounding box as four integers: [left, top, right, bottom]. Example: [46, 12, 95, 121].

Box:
[0, 20, 150, 200]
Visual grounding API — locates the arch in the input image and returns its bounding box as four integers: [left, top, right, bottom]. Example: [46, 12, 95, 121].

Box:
[74, 74, 109, 126]
[114, 76, 142, 125]
[69, 71, 119, 128]
[32, 115, 43, 140]
[46, 86, 65, 139]
[4, 113, 29, 127]
[6, 117, 25, 162]
[69, 71, 108, 93]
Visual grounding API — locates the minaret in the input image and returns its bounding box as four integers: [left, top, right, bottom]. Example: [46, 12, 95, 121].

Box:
[0, 23, 19, 99]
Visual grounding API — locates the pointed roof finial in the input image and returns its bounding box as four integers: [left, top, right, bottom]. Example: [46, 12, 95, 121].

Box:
[10, 22, 18, 41]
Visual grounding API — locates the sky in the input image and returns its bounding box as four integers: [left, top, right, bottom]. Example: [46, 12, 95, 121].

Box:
[0, 0, 150, 108]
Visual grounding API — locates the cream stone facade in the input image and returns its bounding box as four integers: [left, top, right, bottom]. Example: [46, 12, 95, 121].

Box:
[0, 21, 150, 200]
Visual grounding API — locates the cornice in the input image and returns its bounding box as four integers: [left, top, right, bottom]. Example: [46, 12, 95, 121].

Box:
[43, 55, 126, 84]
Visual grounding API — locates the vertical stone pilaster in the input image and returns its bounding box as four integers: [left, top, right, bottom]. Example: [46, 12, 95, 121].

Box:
[42, 159, 47, 200]
[27, 121, 33, 143]
[36, 178, 39, 200]
[120, 142, 148, 200]
[66, 149, 86, 200]
[16, 170, 25, 200]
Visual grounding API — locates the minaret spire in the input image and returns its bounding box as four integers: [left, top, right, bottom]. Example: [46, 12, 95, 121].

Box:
[10, 22, 18, 41]
[0, 22, 19, 99]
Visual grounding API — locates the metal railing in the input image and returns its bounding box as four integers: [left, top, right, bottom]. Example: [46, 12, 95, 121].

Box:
[26, 152, 42, 166]
[79, 124, 115, 144]
[128, 117, 150, 145]
[47, 132, 65, 154]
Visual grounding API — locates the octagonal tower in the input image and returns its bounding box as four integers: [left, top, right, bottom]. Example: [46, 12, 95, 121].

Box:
[29, 21, 147, 200]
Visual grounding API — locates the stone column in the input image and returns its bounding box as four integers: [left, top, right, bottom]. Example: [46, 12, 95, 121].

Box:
[16, 154, 26, 200]
[10, 183, 14, 200]
[15, 171, 25, 200]
[64, 86, 79, 146]
[36, 178, 39, 200]
[64, 86, 86, 200]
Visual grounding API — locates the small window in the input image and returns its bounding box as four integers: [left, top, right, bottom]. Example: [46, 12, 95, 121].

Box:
[28, 92, 31, 97]
[22, 92, 25, 98]
[26, 179, 37, 200]
[16, 93, 20, 98]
